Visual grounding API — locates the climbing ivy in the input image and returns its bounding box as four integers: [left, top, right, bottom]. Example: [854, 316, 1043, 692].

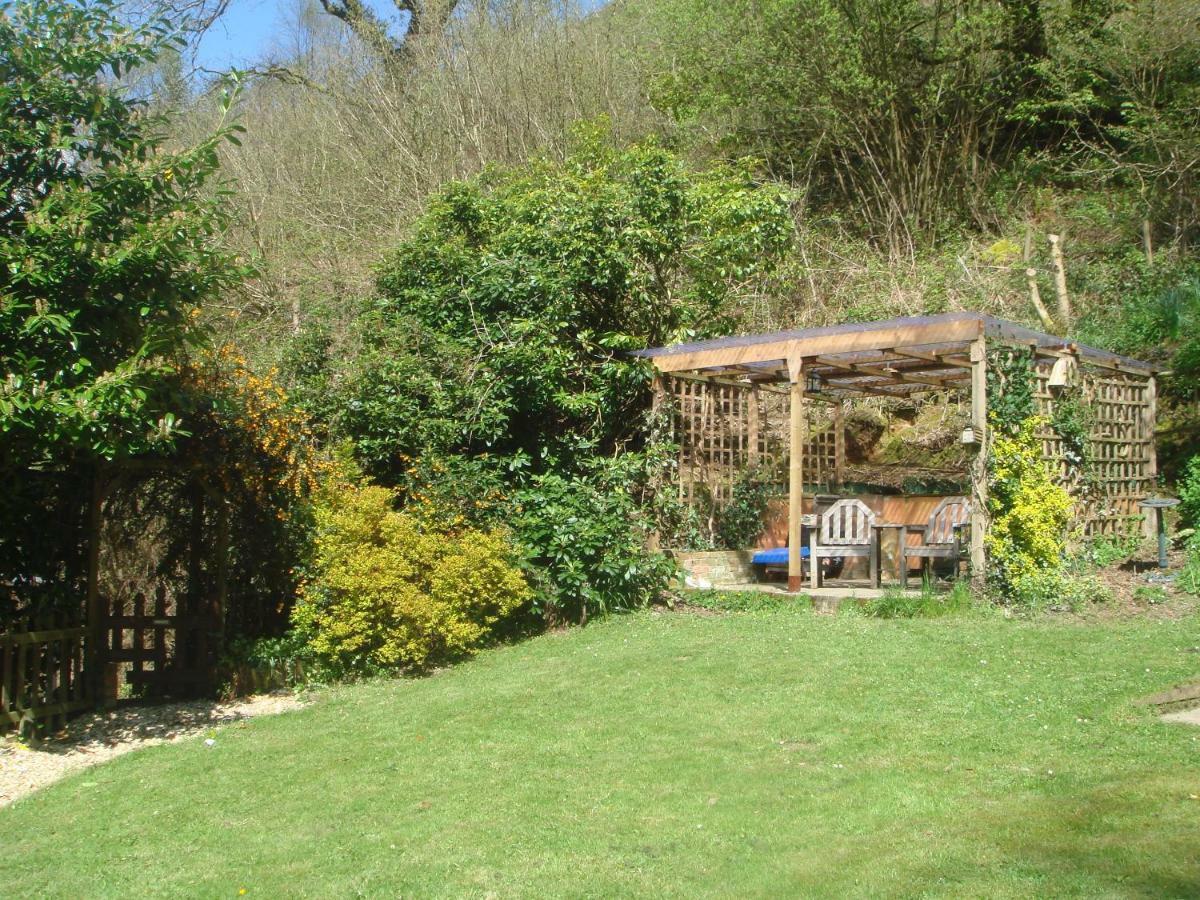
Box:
[1049, 389, 1095, 482]
[985, 347, 1036, 437]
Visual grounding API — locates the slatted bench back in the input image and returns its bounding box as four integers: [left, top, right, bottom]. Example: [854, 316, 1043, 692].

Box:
[820, 499, 875, 546]
[926, 496, 969, 545]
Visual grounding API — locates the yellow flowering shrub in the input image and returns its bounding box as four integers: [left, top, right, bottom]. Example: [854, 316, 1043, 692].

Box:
[292, 481, 531, 674]
[986, 416, 1074, 602]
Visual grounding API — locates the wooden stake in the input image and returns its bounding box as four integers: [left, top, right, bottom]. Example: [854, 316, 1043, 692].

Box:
[1025, 268, 1056, 332]
[1047, 234, 1072, 327]
[1142, 219, 1154, 265]
[787, 356, 806, 592]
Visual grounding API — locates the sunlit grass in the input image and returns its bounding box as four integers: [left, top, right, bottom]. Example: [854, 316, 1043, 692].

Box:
[3, 605, 1199, 897]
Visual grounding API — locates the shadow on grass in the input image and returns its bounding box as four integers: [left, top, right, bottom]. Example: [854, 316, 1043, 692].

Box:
[920, 773, 1200, 896]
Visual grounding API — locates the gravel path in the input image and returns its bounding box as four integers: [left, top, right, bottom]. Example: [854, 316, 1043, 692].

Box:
[0, 693, 305, 807]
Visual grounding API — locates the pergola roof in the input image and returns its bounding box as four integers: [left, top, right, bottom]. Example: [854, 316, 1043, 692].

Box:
[634, 312, 1156, 399]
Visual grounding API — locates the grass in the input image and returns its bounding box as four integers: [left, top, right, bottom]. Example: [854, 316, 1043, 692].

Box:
[3, 605, 1200, 897]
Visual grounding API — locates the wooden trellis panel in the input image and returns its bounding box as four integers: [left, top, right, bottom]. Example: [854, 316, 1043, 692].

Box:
[663, 376, 840, 507]
[1035, 366, 1155, 538]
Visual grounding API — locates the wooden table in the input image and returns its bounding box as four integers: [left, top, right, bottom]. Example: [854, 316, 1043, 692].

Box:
[870, 523, 906, 588]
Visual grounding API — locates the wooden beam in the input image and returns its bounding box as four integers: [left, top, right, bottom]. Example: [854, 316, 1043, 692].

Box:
[812, 355, 960, 389]
[890, 348, 974, 370]
[787, 357, 806, 592]
[813, 377, 923, 400]
[969, 336, 988, 588]
[650, 316, 985, 374]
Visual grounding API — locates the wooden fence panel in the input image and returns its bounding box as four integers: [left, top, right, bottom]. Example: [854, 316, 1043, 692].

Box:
[0, 611, 89, 736]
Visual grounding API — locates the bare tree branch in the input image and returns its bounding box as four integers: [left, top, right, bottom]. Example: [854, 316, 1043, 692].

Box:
[317, 0, 461, 70]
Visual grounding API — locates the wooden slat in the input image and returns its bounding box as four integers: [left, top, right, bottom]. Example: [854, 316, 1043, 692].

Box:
[0, 628, 89, 645]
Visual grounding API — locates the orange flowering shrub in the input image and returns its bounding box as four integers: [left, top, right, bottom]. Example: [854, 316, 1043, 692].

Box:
[185, 344, 330, 503]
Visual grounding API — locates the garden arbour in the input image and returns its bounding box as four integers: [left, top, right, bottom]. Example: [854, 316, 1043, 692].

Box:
[639, 311, 1160, 592]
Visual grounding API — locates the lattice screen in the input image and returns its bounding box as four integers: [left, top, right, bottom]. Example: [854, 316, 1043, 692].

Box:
[661, 376, 840, 507]
[662, 364, 1155, 539]
[1035, 366, 1156, 537]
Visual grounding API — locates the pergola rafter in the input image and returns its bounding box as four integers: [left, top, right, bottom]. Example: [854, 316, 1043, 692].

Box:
[636, 313, 1160, 592]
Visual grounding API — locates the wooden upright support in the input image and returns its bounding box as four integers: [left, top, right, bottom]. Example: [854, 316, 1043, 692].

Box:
[1143, 376, 1159, 541]
[787, 354, 806, 592]
[833, 400, 846, 489]
[969, 336, 988, 587]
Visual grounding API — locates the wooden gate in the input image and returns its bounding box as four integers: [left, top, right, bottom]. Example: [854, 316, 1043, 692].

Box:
[102, 585, 219, 699]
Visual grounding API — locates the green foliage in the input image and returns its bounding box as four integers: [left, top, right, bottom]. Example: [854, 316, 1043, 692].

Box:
[865, 580, 973, 619]
[644, 0, 1114, 237]
[986, 348, 1037, 438]
[347, 130, 792, 480]
[1179, 533, 1200, 596]
[0, 0, 243, 466]
[278, 132, 787, 628]
[643, 0, 1200, 243]
[219, 632, 319, 694]
[1000, 567, 1111, 612]
[683, 589, 810, 613]
[510, 462, 675, 624]
[292, 480, 531, 675]
[1178, 455, 1200, 531]
[986, 416, 1073, 603]
[1080, 532, 1141, 569]
[1075, 263, 1200, 406]
[1132, 585, 1169, 607]
[1050, 391, 1094, 474]
[714, 469, 775, 550]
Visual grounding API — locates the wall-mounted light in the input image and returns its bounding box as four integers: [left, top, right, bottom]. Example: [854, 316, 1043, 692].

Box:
[806, 371, 823, 394]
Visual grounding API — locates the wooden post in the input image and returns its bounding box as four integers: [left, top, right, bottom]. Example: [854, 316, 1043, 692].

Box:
[1025, 268, 1056, 332]
[747, 384, 760, 468]
[833, 400, 846, 489]
[1142, 377, 1159, 541]
[787, 354, 806, 593]
[1047, 234, 1072, 327]
[648, 373, 666, 552]
[969, 336, 988, 589]
[1142, 219, 1154, 265]
[84, 468, 104, 704]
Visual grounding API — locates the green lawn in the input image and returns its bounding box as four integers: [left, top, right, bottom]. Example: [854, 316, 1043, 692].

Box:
[3, 604, 1200, 898]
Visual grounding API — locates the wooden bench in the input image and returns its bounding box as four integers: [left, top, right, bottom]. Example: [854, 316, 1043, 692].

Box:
[900, 496, 970, 588]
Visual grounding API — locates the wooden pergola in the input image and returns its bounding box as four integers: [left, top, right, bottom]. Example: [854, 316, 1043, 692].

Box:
[636, 312, 1160, 591]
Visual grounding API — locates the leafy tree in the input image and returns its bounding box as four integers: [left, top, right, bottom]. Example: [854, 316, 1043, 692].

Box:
[342, 129, 792, 481]
[640, 0, 1199, 244]
[0, 0, 243, 468]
